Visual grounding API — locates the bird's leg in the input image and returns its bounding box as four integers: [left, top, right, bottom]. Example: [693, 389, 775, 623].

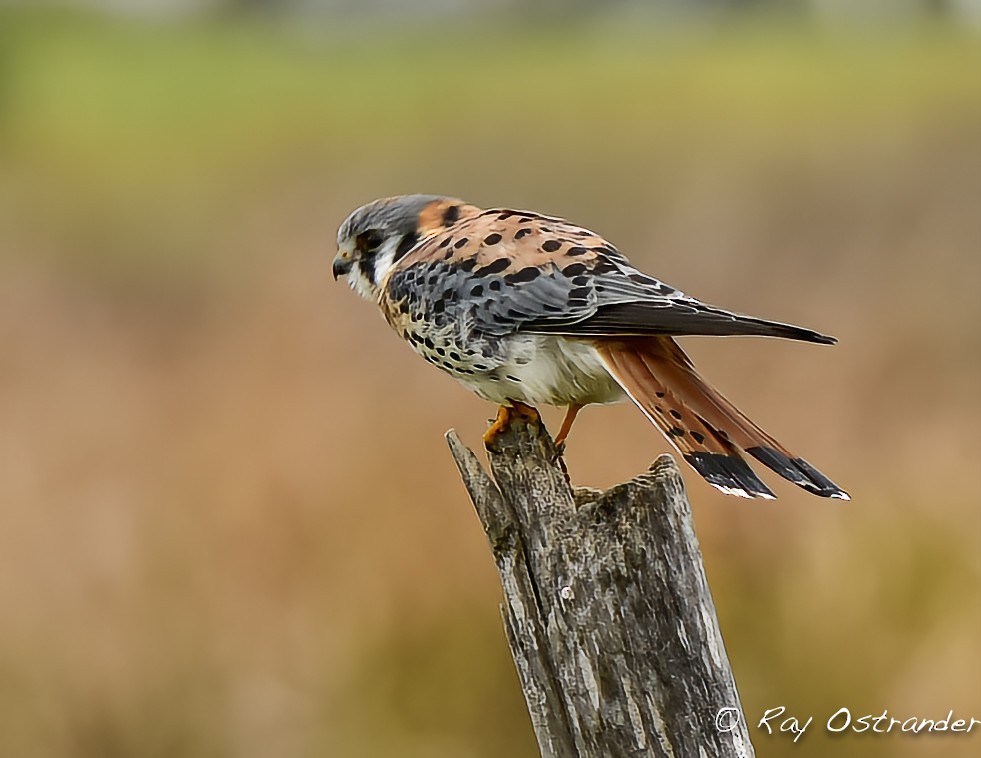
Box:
[553, 403, 584, 448]
[483, 401, 541, 445]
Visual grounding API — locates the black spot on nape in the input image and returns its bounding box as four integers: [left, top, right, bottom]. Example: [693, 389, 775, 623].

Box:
[470, 285, 484, 297]
[497, 211, 513, 220]
[505, 266, 541, 284]
[567, 246, 588, 256]
[442, 205, 461, 226]
[669, 427, 686, 437]
[514, 228, 533, 239]
[562, 263, 588, 277]
[655, 391, 666, 398]
[394, 232, 419, 261]
[477, 258, 509, 276]
[458, 257, 476, 272]
[438, 237, 451, 248]
[541, 239, 561, 253]
[669, 409, 683, 420]
[483, 233, 502, 246]
[454, 238, 469, 249]
[690, 431, 705, 445]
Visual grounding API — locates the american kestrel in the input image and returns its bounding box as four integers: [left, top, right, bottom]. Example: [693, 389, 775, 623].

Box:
[333, 194, 848, 500]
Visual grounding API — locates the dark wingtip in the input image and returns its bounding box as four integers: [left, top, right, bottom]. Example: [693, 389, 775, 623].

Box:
[781, 325, 836, 345]
[684, 452, 776, 500]
[747, 447, 849, 500]
[811, 332, 837, 346]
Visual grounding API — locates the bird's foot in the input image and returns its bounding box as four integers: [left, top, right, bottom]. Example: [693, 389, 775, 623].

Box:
[510, 401, 540, 424]
[483, 406, 511, 445]
[483, 402, 540, 446]
[550, 440, 567, 465]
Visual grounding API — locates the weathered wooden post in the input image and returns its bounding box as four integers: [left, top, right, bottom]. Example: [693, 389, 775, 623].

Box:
[446, 413, 754, 758]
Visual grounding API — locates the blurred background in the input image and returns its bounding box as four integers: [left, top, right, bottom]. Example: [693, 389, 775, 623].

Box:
[1, 1, 979, 757]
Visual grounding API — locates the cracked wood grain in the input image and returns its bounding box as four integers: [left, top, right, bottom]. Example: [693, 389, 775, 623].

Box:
[446, 415, 754, 758]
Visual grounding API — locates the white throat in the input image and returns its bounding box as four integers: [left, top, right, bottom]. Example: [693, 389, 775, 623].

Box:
[346, 235, 402, 302]
[371, 236, 401, 290]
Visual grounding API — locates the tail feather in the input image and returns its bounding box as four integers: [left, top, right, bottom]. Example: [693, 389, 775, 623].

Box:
[595, 337, 849, 500]
[597, 341, 775, 499]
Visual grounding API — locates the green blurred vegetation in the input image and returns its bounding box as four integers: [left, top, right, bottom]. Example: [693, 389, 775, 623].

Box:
[0, 7, 979, 758]
[2, 12, 977, 276]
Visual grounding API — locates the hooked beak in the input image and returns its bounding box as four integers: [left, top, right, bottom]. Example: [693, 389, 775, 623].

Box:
[332, 253, 352, 281]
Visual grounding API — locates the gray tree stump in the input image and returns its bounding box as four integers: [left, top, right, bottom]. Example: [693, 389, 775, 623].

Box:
[446, 413, 754, 758]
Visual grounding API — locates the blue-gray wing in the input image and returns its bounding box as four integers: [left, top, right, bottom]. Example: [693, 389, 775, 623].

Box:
[383, 209, 834, 345]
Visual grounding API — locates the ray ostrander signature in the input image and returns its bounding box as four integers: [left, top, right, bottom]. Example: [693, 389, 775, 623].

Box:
[716, 706, 980, 743]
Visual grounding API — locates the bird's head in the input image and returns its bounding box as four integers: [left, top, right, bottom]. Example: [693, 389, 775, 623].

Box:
[333, 194, 477, 301]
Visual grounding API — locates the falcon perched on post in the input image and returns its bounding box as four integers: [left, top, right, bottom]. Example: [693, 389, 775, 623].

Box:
[332, 194, 848, 500]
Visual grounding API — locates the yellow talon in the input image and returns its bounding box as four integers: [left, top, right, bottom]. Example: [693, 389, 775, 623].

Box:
[483, 406, 512, 445]
[483, 402, 541, 446]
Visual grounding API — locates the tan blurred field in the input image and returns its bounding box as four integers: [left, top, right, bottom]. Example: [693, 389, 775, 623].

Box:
[0, 9, 979, 758]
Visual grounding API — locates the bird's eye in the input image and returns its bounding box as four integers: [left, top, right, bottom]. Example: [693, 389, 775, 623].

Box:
[356, 230, 384, 254]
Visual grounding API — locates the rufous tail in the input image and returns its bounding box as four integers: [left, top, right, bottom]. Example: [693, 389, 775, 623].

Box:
[595, 337, 848, 500]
